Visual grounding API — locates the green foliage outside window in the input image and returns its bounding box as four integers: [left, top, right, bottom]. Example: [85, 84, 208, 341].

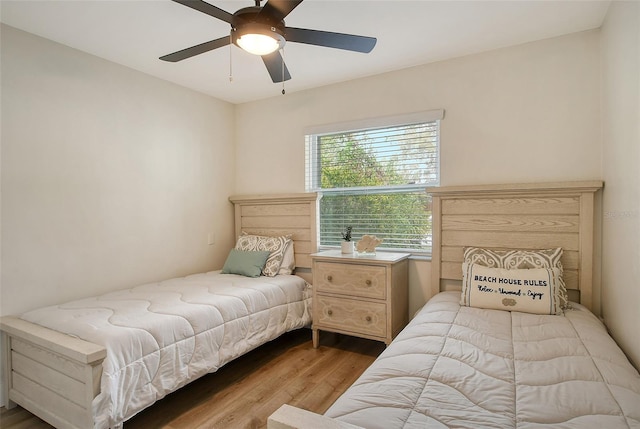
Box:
[316, 127, 434, 252]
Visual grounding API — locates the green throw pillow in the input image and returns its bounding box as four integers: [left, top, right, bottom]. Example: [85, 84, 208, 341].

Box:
[221, 249, 271, 278]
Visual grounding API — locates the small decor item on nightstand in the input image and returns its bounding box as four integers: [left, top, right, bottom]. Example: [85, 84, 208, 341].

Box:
[341, 226, 354, 254]
[356, 235, 383, 255]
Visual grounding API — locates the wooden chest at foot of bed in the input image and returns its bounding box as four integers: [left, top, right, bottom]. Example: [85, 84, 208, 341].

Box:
[1, 315, 106, 429]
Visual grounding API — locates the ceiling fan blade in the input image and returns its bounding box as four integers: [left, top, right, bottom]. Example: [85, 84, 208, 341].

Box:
[160, 36, 230, 62]
[262, 51, 291, 83]
[285, 27, 376, 53]
[171, 0, 233, 23]
[259, 0, 304, 22]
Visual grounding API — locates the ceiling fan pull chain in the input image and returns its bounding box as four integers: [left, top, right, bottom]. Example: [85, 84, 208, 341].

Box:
[229, 34, 233, 82]
[281, 47, 286, 95]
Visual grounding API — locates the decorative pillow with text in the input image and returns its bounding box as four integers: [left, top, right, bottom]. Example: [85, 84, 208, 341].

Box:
[461, 263, 564, 315]
[463, 247, 568, 309]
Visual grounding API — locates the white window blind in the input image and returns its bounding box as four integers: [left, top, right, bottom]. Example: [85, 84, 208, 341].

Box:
[305, 111, 442, 253]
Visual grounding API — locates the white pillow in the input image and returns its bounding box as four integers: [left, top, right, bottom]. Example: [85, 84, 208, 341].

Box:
[461, 263, 565, 315]
[278, 241, 296, 275]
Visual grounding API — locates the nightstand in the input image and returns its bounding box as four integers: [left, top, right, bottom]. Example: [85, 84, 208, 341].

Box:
[311, 250, 410, 348]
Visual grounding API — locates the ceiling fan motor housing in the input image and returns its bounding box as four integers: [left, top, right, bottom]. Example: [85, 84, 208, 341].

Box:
[231, 6, 286, 50]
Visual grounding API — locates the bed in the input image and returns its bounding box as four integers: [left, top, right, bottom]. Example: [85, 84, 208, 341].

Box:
[1, 193, 319, 429]
[268, 181, 640, 429]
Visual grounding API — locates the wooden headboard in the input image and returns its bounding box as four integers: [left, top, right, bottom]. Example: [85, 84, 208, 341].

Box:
[229, 193, 319, 284]
[428, 181, 603, 313]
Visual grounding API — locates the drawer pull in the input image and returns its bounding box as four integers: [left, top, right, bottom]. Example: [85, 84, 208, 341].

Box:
[327, 309, 333, 316]
[365, 316, 372, 322]
[365, 279, 372, 286]
[327, 275, 333, 282]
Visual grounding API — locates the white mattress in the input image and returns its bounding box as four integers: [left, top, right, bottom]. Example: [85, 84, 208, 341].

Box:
[20, 271, 312, 429]
[325, 291, 640, 428]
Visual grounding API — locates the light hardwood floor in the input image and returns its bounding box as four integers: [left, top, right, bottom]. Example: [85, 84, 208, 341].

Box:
[0, 329, 384, 429]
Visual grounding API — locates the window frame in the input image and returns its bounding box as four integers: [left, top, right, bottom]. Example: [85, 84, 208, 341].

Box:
[305, 110, 443, 255]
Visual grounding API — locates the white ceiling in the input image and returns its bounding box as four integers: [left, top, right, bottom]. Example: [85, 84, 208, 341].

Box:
[1, 0, 610, 104]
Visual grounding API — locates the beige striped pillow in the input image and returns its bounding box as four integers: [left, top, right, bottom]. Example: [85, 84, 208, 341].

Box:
[235, 232, 292, 277]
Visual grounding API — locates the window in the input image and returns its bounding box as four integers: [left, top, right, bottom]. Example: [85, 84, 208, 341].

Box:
[305, 110, 442, 254]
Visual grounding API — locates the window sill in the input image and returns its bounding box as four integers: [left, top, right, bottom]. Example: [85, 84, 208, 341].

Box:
[317, 246, 432, 262]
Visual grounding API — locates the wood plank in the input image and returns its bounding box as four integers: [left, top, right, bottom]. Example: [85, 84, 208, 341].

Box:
[441, 230, 579, 251]
[440, 246, 580, 270]
[441, 261, 462, 280]
[390, 259, 409, 339]
[441, 214, 579, 233]
[442, 197, 580, 215]
[295, 254, 312, 269]
[578, 191, 596, 312]
[0, 316, 106, 364]
[291, 337, 382, 412]
[268, 404, 362, 429]
[564, 270, 578, 291]
[241, 204, 311, 217]
[2, 332, 15, 410]
[292, 241, 313, 254]
[441, 246, 462, 263]
[242, 216, 313, 229]
[208, 336, 378, 428]
[239, 228, 312, 242]
[200, 342, 331, 427]
[11, 338, 85, 382]
[567, 289, 580, 303]
[430, 194, 443, 297]
[86, 362, 103, 405]
[11, 373, 89, 429]
[428, 181, 603, 196]
[11, 351, 86, 407]
[230, 194, 318, 206]
[165, 345, 314, 427]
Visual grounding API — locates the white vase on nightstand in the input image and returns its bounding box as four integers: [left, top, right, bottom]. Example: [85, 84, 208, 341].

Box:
[341, 241, 354, 254]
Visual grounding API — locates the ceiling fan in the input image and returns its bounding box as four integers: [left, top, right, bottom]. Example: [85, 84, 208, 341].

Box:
[160, 0, 377, 83]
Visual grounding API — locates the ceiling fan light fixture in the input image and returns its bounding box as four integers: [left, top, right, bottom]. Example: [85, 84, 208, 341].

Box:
[232, 23, 285, 56]
[237, 33, 279, 55]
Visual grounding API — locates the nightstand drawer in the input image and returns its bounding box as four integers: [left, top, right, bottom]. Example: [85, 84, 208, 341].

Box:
[314, 295, 386, 338]
[315, 261, 386, 299]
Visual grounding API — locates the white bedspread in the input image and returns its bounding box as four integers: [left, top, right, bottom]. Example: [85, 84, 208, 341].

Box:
[325, 291, 640, 428]
[20, 271, 312, 429]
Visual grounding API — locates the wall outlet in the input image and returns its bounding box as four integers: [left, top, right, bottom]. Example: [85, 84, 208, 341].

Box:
[207, 233, 215, 245]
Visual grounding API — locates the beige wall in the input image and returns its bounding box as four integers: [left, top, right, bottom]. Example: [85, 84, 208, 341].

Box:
[600, 1, 640, 368]
[235, 30, 601, 194]
[1, 25, 237, 316]
[235, 30, 603, 316]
